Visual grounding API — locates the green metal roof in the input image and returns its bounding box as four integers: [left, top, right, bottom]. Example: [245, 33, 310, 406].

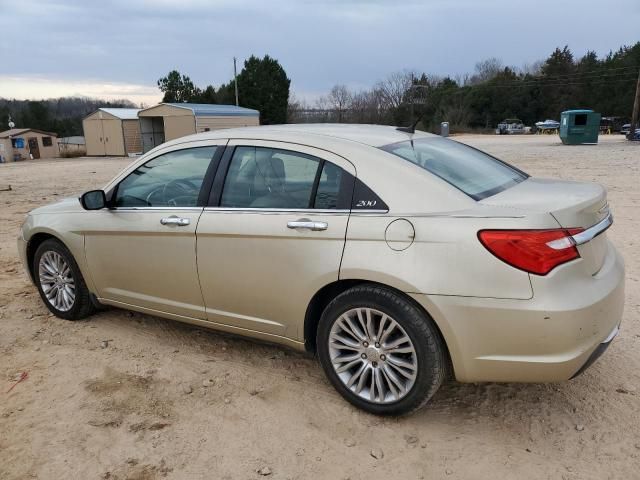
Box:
[166, 103, 259, 117]
[562, 109, 594, 114]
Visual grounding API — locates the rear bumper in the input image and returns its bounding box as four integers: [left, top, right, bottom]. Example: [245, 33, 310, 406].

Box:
[410, 240, 625, 383]
[570, 324, 619, 379]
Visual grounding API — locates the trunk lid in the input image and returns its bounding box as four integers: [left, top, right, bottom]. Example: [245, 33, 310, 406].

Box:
[481, 178, 610, 274]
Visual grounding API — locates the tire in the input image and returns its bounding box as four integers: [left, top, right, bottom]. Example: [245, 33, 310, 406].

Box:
[317, 284, 446, 416]
[33, 238, 96, 320]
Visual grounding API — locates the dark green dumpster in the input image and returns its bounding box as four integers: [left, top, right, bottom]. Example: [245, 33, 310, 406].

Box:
[560, 109, 601, 144]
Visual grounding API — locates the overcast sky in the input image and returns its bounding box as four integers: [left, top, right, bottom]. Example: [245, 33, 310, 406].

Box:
[0, 0, 638, 105]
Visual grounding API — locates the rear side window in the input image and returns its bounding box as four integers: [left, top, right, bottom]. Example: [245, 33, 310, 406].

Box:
[221, 146, 359, 210]
[380, 138, 527, 200]
[314, 162, 344, 209]
[220, 146, 319, 209]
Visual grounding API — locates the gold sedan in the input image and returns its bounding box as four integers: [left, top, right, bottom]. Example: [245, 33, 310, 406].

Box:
[18, 124, 624, 415]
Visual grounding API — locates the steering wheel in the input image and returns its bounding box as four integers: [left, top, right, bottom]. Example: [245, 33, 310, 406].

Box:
[145, 186, 165, 205]
[162, 178, 198, 206]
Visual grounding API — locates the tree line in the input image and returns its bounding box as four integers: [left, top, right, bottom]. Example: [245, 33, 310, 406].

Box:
[291, 42, 640, 132]
[1, 43, 638, 137]
[0, 97, 136, 137]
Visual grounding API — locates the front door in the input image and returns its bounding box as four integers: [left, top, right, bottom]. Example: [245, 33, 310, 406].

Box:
[84, 145, 220, 318]
[28, 138, 40, 159]
[196, 140, 356, 340]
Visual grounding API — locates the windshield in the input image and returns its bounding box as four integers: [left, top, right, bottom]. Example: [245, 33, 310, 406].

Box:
[380, 137, 528, 200]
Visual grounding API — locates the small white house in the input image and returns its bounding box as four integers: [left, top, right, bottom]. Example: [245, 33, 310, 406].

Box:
[0, 128, 59, 162]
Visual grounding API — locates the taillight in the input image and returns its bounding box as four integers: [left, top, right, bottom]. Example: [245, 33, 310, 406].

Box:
[478, 228, 584, 275]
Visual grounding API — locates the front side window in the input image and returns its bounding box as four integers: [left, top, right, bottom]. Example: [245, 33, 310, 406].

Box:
[115, 146, 215, 207]
[221, 146, 322, 209]
[381, 137, 527, 200]
[42, 137, 53, 147]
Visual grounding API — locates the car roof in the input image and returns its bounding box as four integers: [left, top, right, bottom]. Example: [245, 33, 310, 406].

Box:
[107, 123, 477, 214]
[166, 123, 437, 149]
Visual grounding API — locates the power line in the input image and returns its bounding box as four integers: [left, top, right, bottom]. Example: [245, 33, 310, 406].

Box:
[526, 64, 640, 80]
[420, 76, 638, 97]
[431, 71, 639, 91]
[415, 65, 640, 88]
[521, 71, 638, 83]
[478, 76, 638, 89]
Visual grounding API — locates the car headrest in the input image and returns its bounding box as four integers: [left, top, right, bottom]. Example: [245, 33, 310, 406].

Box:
[255, 150, 285, 180]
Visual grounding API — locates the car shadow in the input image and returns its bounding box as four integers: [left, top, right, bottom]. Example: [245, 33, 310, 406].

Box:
[92, 307, 607, 432]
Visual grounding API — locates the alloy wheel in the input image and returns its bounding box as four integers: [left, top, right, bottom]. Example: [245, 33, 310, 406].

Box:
[38, 251, 76, 312]
[328, 307, 418, 404]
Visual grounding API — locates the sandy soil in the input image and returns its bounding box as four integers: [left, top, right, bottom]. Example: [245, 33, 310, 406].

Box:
[1, 135, 639, 480]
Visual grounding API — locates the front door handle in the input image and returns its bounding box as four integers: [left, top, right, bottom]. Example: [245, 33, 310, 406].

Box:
[160, 216, 190, 226]
[287, 220, 328, 231]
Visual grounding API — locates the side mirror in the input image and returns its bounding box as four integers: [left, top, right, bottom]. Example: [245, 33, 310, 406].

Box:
[80, 190, 107, 210]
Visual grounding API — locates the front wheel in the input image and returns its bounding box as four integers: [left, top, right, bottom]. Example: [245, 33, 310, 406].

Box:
[317, 285, 447, 415]
[33, 239, 95, 320]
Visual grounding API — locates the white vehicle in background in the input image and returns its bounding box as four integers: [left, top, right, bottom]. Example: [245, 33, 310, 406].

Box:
[535, 119, 560, 134]
[496, 118, 526, 135]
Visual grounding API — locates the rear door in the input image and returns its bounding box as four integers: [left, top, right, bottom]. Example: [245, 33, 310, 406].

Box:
[195, 140, 356, 340]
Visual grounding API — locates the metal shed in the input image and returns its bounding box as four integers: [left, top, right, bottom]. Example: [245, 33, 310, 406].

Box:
[137, 103, 260, 153]
[83, 108, 142, 156]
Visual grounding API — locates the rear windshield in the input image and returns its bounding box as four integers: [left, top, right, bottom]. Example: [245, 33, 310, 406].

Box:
[380, 137, 527, 200]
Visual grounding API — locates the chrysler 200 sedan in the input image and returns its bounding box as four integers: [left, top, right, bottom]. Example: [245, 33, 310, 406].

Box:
[18, 124, 624, 415]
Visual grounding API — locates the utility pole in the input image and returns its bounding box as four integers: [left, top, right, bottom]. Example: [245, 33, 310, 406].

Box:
[629, 67, 640, 141]
[233, 57, 239, 107]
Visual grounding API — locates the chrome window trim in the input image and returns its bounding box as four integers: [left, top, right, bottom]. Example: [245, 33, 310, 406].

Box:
[110, 207, 204, 212]
[572, 212, 613, 246]
[202, 207, 390, 214]
[203, 207, 351, 214]
[348, 209, 390, 214]
[109, 207, 391, 214]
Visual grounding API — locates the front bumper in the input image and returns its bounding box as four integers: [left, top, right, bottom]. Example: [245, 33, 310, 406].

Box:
[410, 240, 625, 383]
[17, 234, 32, 283]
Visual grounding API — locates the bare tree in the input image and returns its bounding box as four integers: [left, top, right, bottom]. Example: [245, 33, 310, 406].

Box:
[313, 95, 334, 122]
[520, 60, 544, 77]
[327, 85, 352, 122]
[287, 93, 308, 123]
[350, 89, 385, 124]
[454, 72, 472, 87]
[470, 57, 504, 84]
[376, 71, 414, 110]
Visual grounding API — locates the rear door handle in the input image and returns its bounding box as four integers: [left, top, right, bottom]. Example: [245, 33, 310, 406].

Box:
[287, 220, 328, 231]
[160, 216, 190, 226]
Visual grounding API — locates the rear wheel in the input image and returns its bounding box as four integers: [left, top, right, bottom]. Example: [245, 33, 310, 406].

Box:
[33, 239, 95, 320]
[317, 285, 446, 415]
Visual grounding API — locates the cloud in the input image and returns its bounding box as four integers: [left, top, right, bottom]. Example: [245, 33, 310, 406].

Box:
[0, 75, 162, 106]
[0, 0, 638, 103]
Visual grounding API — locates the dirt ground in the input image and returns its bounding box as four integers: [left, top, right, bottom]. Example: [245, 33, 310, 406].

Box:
[1, 134, 639, 480]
